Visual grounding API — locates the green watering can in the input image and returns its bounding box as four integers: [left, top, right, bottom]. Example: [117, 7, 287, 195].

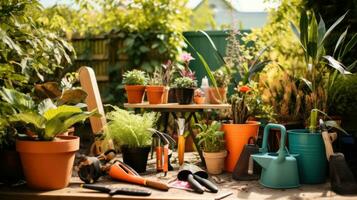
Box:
[252, 123, 300, 189]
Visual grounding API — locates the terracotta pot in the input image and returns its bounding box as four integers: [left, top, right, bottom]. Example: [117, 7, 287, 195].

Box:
[146, 85, 165, 104]
[162, 86, 170, 104]
[194, 96, 205, 104]
[16, 135, 79, 190]
[208, 87, 227, 104]
[222, 121, 260, 172]
[125, 85, 146, 103]
[203, 150, 227, 174]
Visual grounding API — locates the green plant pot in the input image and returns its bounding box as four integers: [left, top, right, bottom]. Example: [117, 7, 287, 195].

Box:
[287, 129, 326, 184]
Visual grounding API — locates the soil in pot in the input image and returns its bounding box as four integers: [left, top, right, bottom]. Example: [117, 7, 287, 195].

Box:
[125, 85, 146, 104]
[16, 135, 79, 190]
[222, 121, 260, 172]
[0, 150, 24, 184]
[175, 88, 194, 105]
[208, 87, 227, 104]
[121, 145, 151, 173]
[203, 150, 227, 174]
[288, 129, 326, 184]
[146, 85, 164, 104]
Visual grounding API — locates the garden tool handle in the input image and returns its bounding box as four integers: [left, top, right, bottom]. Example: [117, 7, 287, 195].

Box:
[187, 174, 204, 194]
[193, 175, 218, 193]
[145, 179, 169, 191]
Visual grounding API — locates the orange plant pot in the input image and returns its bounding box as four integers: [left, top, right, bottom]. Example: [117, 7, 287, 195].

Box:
[208, 87, 227, 104]
[222, 121, 260, 172]
[146, 85, 165, 104]
[16, 136, 79, 190]
[125, 85, 146, 104]
[194, 96, 205, 104]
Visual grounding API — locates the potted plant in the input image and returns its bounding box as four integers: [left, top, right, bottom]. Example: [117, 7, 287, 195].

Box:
[161, 60, 174, 104]
[194, 89, 205, 104]
[196, 121, 226, 174]
[287, 10, 356, 184]
[173, 77, 197, 105]
[2, 84, 98, 190]
[208, 68, 230, 104]
[123, 69, 148, 104]
[146, 69, 165, 104]
[105, 107, 158, 173]
[223, 81, 274, 172]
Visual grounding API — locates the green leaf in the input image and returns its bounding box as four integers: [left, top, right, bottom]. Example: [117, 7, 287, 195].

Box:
[43, 105, 82, 121]
[183, 36, 217, 87]
[301, 77, 312, 92]
[325, 120, 349, 135]
[198, 30, 226, 65]
[290, 21, 305, 51]
[317, 15, 326, 46]
[333, 27, 348, 56]
[11, 112, 46, 130]
[323, 55, 351, 75]
[299, 11, 308, 49]
[341, 32, 357, 59]
[320, 11, 348, 46]
[0, 87, 34, 111]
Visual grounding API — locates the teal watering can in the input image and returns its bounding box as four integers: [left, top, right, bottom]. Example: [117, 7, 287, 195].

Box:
[252, 123, 300, 189]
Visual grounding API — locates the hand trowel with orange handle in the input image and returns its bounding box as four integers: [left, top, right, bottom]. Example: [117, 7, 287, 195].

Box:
[109, 160, 169, 191]
[177, 118, 186, 166]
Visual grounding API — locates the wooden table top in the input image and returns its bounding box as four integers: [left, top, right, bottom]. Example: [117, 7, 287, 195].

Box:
[0, 153, 347, 200]
[124, 103, 231, 110]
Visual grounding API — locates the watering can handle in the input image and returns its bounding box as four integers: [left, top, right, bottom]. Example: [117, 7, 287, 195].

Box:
[260, 123, 287, 158]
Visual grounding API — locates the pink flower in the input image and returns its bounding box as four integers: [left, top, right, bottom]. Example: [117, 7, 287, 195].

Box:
[181, 53, 195, 63]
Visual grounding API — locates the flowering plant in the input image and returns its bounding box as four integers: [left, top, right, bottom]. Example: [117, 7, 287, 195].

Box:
[231, 81, 275, 124]
[180, 52, 195, 68]
[194, 89, 205, 97]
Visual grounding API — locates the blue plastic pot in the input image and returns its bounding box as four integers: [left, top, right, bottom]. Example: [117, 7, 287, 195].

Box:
[287, 129, 327, 184]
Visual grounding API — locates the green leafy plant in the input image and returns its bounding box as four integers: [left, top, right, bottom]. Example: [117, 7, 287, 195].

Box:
[290, 10, 356, 132]
[0, 0, 75, 90]
[122, 70, 148, 85]
[261, 68, 303, 123]
[196, 121, 225, 152]
[231, 81, 275, 124]
[173, 77, 197, 88]
[105, 107, 158, 148]
[0, 87, 97, 141]
[148, 68, 163, 86]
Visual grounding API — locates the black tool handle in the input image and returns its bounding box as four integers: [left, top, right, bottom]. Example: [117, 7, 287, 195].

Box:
[109, 188, 152, 196]
[193, 175, 218, 193]
[187, 174, 205, 194]
[82, 184, 111, 193]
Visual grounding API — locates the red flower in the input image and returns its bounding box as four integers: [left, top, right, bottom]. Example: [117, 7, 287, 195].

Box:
[239, 85, 250, 93]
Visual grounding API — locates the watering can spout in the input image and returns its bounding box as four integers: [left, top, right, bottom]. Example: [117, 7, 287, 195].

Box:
[252, 154, 271, 169]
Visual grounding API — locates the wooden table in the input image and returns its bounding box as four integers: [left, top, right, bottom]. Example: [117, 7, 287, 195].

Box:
[0, 153, 347, 200]
[124, 103, 231, 166]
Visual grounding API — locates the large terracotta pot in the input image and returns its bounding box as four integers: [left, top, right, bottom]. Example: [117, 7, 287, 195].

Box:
[208, 87, 227, 104]
[125, 85, 146, 103]
[203, 150, 227, 175]
[16, 135, 79, 190]
[222, 121, 260, 172]
[146, 85, 164, 104]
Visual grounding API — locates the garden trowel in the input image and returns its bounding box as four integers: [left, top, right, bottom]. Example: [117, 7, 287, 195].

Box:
[232, 137, 260, 181]
[320, 120, 357, 195]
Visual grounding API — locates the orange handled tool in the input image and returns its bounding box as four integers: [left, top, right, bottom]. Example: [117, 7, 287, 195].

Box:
[109, 161, 169, 191]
